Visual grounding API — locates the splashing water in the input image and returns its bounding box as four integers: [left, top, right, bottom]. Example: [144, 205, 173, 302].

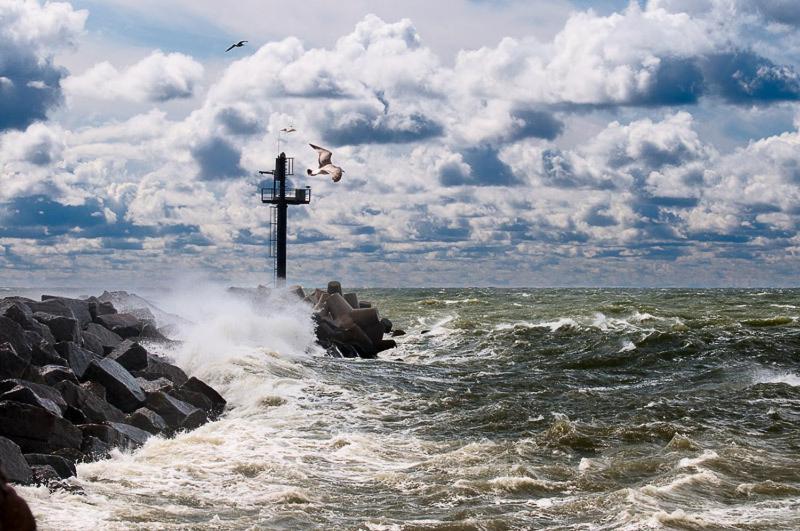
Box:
[14, 287, 800, 529]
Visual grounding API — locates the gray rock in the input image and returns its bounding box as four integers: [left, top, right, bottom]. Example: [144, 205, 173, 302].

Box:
[80, 435, 110, 460]
[0, 342, 29, 380]
[82, 381, 106, 401]
[127, 408, 167, 434]
[40, 295, 93, 327]
[80, 331, 105, 357]
[79, 423, 150, 450]
[85, 358, 145, 413]
[39, 365, 79, 386]
[0, 436, 33, 484]
[31, 464, 60, 485]
[25, 299, 75, 319]
[0, 316, 33, 361]
[1, 299, 55, 343]
[170, 388, 212, 413]
[0, 386, 62, 417]
[107, 340, 148, 371]
[86, 296, 117, 319]
[145, 391, 203, 431]
[33, 312, 80, 343]
[64, 405, 87, 425]
[135, 377, 173, 393]
[133, 355, 188, 386]
[0, 379, 67, 416]
[181, 377, 226, 416]
[95, 313, 143, 339]
[24, 453, 76, 479]
[27, 334, 66, 367]
[54, 380, 125, 423]
[0, 400, 82, 453]
[381, 317, 393, 333]
[83, 323, 122, 354]
[327, 281, 342, 295]
[54, 342, 97, 380]
[182, 408, 207, 430]
[343, 292, 359, 308]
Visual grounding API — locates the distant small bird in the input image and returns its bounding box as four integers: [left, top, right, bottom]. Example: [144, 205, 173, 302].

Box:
[225, 40, 248, 52]
[307, 144, 344, 182]
[280, 127, 296, 133]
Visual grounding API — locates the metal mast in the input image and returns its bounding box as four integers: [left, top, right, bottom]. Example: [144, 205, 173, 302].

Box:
[259, 153, 311, 287]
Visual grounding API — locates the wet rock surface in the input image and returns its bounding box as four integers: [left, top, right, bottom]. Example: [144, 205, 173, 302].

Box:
[0, 292, 226, 488]
[307, 281, 399, 359]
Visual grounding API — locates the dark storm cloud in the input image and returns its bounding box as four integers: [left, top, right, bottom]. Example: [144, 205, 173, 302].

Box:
[751, 0, 800, 26]
[635, 57, 705, 106]
[508, 109, 565, 141]
[192, 137, 245, 180]
[321, 111, 443, 146]
[0, 195, 105, 238]
[440, 146, 521, 187]
[216, 108, 261, 135]
[0, 53, 65, 131]
[700, 51, 800, 104]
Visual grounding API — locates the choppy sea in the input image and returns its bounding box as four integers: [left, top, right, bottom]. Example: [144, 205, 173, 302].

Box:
[10, 287, 800, 530]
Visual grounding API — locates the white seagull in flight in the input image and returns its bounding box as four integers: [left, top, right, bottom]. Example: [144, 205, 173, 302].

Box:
[307, 144, 344, 182]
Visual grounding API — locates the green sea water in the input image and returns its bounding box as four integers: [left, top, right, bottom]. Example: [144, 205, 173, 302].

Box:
[20, 288, 800, 530]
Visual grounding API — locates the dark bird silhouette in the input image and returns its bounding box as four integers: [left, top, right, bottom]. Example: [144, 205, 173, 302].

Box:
[280, 127, 296, 133]
[225, 40, 248, 52]
[307, 144, 344, 182]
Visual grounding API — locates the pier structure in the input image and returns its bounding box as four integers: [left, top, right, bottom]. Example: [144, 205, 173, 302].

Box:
[259, 152, 311, 286]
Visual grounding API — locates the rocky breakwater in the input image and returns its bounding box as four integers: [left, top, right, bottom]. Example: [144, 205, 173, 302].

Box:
[0, 294, 225, 487]
[306, 281, 402, 359]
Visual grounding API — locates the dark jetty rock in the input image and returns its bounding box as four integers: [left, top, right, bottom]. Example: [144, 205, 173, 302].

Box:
[0, 291, 227, 486]
[306, 281, 399, 359]
[0, 436, 33, 485]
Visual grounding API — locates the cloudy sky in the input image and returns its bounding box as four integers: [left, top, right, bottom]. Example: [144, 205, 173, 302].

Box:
[1, 0, 799, 288]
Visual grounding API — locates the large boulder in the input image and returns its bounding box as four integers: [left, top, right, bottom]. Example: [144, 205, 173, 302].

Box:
[83, 323, 122, 354]
[80, 331, 105, 357]
[95, 313, 143, 339]
[0, 343, 29, 380]
[40, 296, 93, 327]
[81, 435, 111, 460]
[78, 422, 150, 450]
[180, 377, 226, 417]
[107, 340, 148, 371]
[38, 365, 78, 386]
[25, 299, 75, 320]
[85, 358, 146, 413]
[136, 377, 173, 393]
[144, 391, 204, 431]
[0, 436, 32, 485]
[23, 453, 76, 480]
[134, 355, 188, 387]
[0, 400, 82, 453]
[1, 299, 55, 344]
[27, 334, 66, 367]
[54, 342, 97, 380]
[54, 380, 125, 423]
[85, 296, 117, 320]
[0, 316, 32, 361]
[127, 408, 168, 435]
[0, 379, 67, 416]
[33, 312, 80, 343]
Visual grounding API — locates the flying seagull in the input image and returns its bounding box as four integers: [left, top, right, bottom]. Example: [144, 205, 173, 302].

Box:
[307, 144, 344, 182]
[225, 40, 248, 52]
[280, 127, 296, 133]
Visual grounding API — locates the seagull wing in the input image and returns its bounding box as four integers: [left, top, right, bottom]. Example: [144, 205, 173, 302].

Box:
[309, 144, 332, 166]
[239, 40, 248, 45]
[225, 44, 236, 52]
